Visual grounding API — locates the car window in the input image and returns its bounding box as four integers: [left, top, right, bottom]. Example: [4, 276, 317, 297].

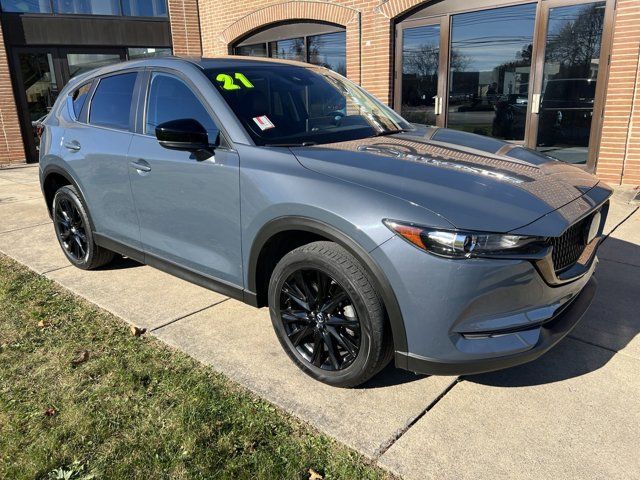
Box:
[145, 72, 218, 139]
[89, 72, 137, 130]
[70, 82, 92, 119]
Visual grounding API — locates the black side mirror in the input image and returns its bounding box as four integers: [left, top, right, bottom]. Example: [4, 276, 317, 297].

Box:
[155, 118, 211, 152]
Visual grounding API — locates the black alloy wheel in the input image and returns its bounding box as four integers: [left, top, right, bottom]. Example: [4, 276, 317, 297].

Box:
[268, 241, 392, 387]
[279, 268, 361, 371]
[55, 196, 88, 262]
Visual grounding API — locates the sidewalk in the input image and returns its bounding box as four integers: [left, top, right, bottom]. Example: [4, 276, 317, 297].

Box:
[1, 164, 638, 479]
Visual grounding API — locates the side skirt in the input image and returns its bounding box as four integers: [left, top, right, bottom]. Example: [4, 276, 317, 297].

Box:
[93, 233, 258, 306]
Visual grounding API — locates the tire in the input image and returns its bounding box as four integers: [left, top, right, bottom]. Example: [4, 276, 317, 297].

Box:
[52, 185, 115, 270]
[268, 241, 392, 387]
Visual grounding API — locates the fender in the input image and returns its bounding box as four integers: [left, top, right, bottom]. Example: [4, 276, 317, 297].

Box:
[247, 216, 408, 354]
[40, 164, 96, 229]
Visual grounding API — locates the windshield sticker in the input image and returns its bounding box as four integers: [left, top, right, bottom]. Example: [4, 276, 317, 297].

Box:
[253, 115, 275, 131]
[216, 73, 255, 91]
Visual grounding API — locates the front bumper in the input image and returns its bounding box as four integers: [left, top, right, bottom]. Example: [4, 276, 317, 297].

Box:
[395, 276, 597, 375]
[370, 233, 600, 376]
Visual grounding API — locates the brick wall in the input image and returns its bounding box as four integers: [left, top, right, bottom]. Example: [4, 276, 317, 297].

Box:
[0, 22, 26, 165]
[168, 0, 203, 57]
[596, 0, 640, 186]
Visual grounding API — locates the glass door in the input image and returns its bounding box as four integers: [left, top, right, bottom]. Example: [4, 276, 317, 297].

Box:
[528, 0, 611, 166]
[394, 17, 448, 127]
[12, 48, 65, 163]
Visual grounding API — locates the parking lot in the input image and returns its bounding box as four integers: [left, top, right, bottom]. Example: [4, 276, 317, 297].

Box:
[1, 164, 638, 479]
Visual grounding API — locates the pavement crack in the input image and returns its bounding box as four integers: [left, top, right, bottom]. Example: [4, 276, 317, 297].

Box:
[41, 265, 72, 275]
[150, 298, 230, 332]
[602, 205, 639, 243]
[372, 377, 460, 460]
[0, 221, 51, 235]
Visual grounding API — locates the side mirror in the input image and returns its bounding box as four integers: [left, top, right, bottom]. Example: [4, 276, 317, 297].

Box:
[155, 118, 211, 152]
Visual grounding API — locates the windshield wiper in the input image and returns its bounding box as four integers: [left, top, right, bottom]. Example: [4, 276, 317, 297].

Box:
[265, 141, 317, 147]
[374, 129, 406, 137]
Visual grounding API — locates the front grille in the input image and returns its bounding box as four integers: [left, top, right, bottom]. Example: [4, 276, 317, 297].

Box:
[551, 216, 590, 272]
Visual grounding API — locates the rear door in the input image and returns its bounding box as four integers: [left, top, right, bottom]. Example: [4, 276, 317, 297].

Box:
[60, 70, 142, 249]
[127, 69, 242, 286]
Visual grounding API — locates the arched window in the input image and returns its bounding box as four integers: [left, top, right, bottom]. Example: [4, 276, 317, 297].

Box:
[233, 22, 346, 76]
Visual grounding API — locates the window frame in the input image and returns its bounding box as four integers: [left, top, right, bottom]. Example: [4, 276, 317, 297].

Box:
[136, 67, 232, 150]
[0, 0, 168, 18]
[67, 79, 95, 122]
[86, 69, 142, 133]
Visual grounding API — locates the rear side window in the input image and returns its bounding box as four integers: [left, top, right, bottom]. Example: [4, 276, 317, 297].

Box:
[71, 82, 92, 119]
[89, 72, 137, 130]
[145, 72, 218, 137]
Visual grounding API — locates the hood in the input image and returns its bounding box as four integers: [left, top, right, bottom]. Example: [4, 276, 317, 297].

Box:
[290, 127, 600, 233]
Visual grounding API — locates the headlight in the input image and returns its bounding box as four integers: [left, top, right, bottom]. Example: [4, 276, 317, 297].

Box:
[383, 220, 548, 259]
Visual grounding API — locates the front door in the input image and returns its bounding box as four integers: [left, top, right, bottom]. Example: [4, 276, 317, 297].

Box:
[528, 0, 610, 167]
[395, 16, 448, 127]
[128, 70, 242, 286]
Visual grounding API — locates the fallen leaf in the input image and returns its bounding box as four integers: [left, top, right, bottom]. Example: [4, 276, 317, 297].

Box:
[71, 350, 90, 365]
[308, 468, 323, 480]
[130, 326, 147, 337]
[37, 320, 49, 328]
[43, 407, 56, 417]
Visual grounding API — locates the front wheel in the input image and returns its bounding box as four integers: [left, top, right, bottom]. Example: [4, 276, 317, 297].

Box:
[268, 241, 392, 387]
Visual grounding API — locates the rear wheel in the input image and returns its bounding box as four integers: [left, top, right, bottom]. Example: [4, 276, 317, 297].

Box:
[52, 185, 114, 270]
[268, 241, 392, 387]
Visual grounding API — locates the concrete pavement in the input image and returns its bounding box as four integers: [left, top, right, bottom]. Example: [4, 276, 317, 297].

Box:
[1, 164, 638, 479]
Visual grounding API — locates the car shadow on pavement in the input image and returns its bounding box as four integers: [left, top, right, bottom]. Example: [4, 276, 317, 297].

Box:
[98, 255, 144, 271]
[467, 236, 639, 387]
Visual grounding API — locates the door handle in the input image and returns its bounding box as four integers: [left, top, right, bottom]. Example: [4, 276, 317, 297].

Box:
[63, 140, 81, 151]
[130, 159, 151, 172]
[433, 95, 443, 115]
[531, 93, 541, 114]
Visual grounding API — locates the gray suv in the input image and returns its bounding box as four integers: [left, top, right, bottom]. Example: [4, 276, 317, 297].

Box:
[39, 57, 611, 387]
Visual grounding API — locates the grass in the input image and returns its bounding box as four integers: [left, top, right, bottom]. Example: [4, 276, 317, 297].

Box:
[0, 255, 392, 480]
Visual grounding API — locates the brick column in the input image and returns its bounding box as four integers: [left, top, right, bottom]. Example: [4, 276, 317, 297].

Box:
[168, 0, 203, 57]
[597, 0, 640, 186]
[0, 22, 26, 165]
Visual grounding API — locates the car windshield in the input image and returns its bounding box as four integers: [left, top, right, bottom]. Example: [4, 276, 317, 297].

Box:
[205, 65, 412, 146]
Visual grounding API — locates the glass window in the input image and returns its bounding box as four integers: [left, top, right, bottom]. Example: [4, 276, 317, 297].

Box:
[536, 2, 606, 164]
[401, 24, 440, 126]
[53, 0, 120, 15]
[89, 72, 137, 130]
[71, 82, 91, 118]
[308, 31, 346, 75]
[235, 44, 268, 58]
[448, 3, 536, 140]
[121, 0, 166, 17]
[127, 47, 172, 59]
[269, 38, 305, 62]
[206, 66, 410, 146]
[0, 0, 52, 13]
[145, 73, 218, 139]
[67, 53, 123, 78]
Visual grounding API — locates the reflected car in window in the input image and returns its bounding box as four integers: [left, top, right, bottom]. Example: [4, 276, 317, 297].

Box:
[39, 57, 611, 387]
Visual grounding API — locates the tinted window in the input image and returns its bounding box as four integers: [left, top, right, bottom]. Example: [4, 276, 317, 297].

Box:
[53, 0, 120, 14]
[89, 72, 137, 130]
[1, 0, 52, 13]
[308, 31, 346, 76]
[145, 73, 218, 138]
[71, 82, 92, 119]
[122, 0, 167, 17]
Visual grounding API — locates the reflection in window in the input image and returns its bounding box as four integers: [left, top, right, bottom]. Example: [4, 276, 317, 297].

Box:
[401, 24, 440, 126]
[448, 3, 536, 140]
[71, 82, 91, 118]
[235, 44, 268, 58]
[67, 53, 122, 78]
[269, 38, 305, 62]
[0, 0, 52, 13]
[536, 3, 605, 164]
[53, 0, 121, 15]
[308, 31, 346, 76]
[127, 47, 172, 59]
[121, 0, 167, 17]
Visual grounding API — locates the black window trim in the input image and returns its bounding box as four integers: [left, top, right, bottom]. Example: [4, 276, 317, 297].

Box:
[0, 0, 169, 19]
[136, 66, 233, 150]
[86, 68, 141, 133]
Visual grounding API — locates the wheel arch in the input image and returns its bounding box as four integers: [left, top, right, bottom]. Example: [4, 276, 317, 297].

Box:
[41, 165, 96, 232]
[247, 216, 408, 353]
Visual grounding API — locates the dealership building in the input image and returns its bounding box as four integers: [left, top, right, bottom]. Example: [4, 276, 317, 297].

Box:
[0, 0, 638, 186]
